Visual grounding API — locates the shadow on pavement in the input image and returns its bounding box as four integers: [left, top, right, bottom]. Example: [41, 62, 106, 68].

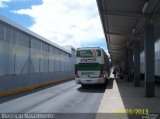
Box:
[77, 78, 114, 93]
[0, 79, 73, 104]
[115, 78, 160, 119]
[77, 84, 106, 93]
[106, 78, 114, 89]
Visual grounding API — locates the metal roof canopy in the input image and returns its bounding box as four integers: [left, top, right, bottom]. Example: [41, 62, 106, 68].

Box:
[97, 0, 160, 64]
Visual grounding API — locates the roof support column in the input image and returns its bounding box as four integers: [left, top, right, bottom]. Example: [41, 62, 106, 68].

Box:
[128, 51, 133, 82]
[124, 53, 129, 81]
[134, 40, 140, 87]
[144, 20, 155, 97]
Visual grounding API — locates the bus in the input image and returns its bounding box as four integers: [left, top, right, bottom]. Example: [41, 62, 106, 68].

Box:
[75, 47, 110, 87]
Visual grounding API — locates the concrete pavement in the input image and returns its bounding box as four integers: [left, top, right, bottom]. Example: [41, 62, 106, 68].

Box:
[97, 73, 160, 119]
[0, 80, 104, 113]
[0, 75, 160, 119]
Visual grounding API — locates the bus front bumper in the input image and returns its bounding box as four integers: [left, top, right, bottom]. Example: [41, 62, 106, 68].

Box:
[75, 77, 106, 84]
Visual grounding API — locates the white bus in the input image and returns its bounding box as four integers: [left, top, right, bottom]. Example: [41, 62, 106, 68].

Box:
[75, 47, 110, 87]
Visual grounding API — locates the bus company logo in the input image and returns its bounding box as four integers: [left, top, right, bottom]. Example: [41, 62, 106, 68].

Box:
[92, 49, 98, 58]
[79, 49, 98, 58]
[80, 51, 92, 57]
[81, 58, 97, 62]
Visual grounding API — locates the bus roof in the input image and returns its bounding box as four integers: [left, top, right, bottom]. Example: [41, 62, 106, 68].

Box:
[77, 47, 101, 50]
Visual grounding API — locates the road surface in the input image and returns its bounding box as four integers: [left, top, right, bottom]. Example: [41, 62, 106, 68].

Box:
[0, 80, 105, 115]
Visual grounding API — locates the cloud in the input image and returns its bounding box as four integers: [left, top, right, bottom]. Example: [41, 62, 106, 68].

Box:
[0, 0, 12, 7]
[12, 0, 105, 48]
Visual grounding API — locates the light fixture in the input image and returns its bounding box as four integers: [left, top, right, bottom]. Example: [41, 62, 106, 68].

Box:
[132, 28, 135, 34]
[142, 0, 150, 14]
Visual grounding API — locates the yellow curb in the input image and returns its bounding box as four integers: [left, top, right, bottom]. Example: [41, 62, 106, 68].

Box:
[0, 77, 74, 97]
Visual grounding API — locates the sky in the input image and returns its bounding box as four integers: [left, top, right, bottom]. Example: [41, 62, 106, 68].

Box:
[0, 0, 108, 53]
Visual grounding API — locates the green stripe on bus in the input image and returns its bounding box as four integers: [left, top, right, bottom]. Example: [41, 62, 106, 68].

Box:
[76, 50, 101, 57]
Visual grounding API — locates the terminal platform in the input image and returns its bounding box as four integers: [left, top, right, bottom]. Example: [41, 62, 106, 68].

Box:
[97, 74, 160, 119]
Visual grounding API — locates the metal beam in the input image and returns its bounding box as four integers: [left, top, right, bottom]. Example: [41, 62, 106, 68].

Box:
[110, 48, 124, 51]
[111, 55, 125, 58]
[106, 31, 131, 36]
[102, 10, 142, 18]
[110, 51, 124, 54]
[111, 56, 125, 58]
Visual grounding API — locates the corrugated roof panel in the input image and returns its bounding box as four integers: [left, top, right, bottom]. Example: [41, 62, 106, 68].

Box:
[0, 15, 71, 54]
